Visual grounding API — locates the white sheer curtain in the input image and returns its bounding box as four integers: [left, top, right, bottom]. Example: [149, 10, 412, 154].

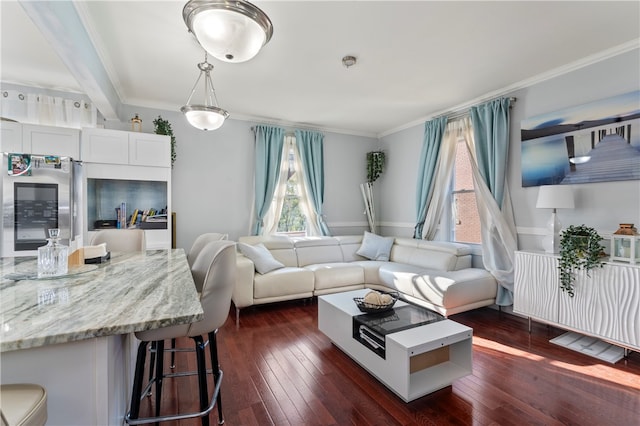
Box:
[1, 89, 97, 128]
[461, 116, 518, 304]
[420, 119, 459, 240]
[262, 136, 291, 235]
[262, 135, 320, 236]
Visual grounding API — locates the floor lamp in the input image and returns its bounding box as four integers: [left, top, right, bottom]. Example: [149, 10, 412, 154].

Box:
[536, 185, 575, 253]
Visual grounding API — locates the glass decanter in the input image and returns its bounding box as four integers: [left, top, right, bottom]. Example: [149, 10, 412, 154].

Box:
[37, 228, 69, 278]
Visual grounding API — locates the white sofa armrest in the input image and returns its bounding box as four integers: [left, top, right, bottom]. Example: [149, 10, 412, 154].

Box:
[233, 254, 256, 309]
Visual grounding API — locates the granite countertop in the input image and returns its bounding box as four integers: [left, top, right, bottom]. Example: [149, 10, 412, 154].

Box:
[0, 249, 204, 352]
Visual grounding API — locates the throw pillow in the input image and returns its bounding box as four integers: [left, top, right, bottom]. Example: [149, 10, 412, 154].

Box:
[356, 231, 394, 261]
[238, 242, 285, 274]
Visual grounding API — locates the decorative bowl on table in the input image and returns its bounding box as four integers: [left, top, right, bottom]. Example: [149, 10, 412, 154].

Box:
[353, 291, 399, 313]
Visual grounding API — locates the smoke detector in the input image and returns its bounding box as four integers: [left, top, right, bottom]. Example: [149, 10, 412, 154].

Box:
[342, 55, 357, 68]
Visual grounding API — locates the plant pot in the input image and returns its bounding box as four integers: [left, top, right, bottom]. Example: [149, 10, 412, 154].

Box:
[558, 225, 605, 297]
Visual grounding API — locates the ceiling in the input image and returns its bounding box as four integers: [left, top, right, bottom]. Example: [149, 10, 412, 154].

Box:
[1, 1, 639, 137]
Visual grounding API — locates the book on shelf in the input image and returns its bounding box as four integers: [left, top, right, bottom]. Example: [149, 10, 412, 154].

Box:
[115, 202, 127, 229]
[129, 209, 139, 227]
[145, 213, 167, 222]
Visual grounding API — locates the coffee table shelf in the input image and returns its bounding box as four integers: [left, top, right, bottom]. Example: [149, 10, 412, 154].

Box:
[318, 289, 472, 402]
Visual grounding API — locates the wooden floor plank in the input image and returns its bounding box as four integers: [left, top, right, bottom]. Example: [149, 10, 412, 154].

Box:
[136, 299, 640, 425]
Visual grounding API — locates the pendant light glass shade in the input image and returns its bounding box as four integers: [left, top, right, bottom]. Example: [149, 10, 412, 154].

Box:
[181, 54, 229, 131]
[183, 0, 273, 63]
[182, 105, 228, 131]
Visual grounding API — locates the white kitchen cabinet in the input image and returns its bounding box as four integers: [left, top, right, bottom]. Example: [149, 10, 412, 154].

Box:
[514, 250, 639, 351]
[24, 124, 80, 158]
[0, 122, 79, 158]
[129, 132, 171, 167]
[81, 127, 169, 167]
[80, 128, 129, 164]
[0, 121, 22, 152]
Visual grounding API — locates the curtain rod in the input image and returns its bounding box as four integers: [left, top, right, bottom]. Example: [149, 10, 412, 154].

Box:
[250, 123, 323, 134]
[249, 126, 295, 137]
[436, 97, 517, 122]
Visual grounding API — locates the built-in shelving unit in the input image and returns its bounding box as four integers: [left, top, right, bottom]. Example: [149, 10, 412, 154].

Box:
[80, 128, 171, 249]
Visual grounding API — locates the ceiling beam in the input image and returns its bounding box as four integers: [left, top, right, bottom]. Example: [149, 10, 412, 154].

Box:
[19, 0, 120, 120]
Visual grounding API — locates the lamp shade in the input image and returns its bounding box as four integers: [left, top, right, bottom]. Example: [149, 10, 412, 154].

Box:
[183, 0, 273, 63]
[536, 185, 575, 209]
[181, 105, 229, 131]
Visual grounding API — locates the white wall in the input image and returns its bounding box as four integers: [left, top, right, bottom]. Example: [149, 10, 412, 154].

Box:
[509, 49, 640, 250]
[113, 105, 378, 250]
[376, 124, 424, 238]
[378, 48, 640, 251]
[5, 48, 637, 253]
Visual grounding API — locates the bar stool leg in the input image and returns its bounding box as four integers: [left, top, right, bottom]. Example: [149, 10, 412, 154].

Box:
[129, 340, 149, 420]
[208, 330, 224, 424]
[170, 338, 176, 369]
[154, 340, 165, 419]
[147, 341, 156, 397]
[193, 335, 210, 426]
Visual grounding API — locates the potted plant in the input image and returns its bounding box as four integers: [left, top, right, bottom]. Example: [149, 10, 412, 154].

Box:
[153, 116, 177, 167]
[366, 150, 385, 183]
[558, 224, 605, 297]
[361, 151, 385, 233]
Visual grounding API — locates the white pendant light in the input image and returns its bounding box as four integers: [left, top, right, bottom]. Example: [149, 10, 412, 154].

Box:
[183, 0, 273, 63]
[180, 53, 229, 131]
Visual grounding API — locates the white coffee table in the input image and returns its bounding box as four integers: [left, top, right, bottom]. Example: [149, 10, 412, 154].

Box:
[318, 289, 472, 402]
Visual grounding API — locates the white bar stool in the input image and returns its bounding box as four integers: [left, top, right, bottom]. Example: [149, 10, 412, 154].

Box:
[0, 384, 47, 426]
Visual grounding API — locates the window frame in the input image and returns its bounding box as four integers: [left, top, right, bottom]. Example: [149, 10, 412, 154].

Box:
[446, 134, 483, 247]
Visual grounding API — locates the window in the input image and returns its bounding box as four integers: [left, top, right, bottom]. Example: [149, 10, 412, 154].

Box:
[276, 145, 307, 236]
[451, 138, 482, 244]
[261, 136, 315, 236]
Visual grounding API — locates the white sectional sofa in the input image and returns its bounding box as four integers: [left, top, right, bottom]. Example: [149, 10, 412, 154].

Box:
[233, 234, 498, 322]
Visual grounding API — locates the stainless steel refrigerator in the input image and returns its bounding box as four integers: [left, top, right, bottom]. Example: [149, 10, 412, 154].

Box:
[1, 152, 81, 257]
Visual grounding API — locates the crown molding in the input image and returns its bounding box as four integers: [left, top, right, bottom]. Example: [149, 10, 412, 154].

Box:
[378, 39, 640, 139]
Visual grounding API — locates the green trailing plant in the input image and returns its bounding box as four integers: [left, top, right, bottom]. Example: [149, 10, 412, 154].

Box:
[153, 116, 176, 167]
[558, 224, 605, 297]
[366, 150, 385, 183]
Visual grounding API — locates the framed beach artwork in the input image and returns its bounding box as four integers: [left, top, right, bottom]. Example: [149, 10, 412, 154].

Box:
[520, 90, 640, 187]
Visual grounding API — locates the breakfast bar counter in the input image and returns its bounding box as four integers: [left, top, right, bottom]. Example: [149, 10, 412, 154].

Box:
[0, 249, 203, 425]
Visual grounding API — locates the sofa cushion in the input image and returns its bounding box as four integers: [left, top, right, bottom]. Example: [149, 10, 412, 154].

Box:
[390, 238, 472, 271]
[356, 232, 394, 261]
[377, 262, 430, 296]
[335, 235, 366, 262]
[239, 235, 298, 266]
[352, 260, 387, 285]
[253, 267, 315, 299]
[294, 237, 343, 266]
[238, 243, 285, 274]
[305, 262, 365, 291]
[410, 268, 497, 310]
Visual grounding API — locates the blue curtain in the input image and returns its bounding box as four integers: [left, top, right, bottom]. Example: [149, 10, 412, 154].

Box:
[471, 98, 511, 207]
[295, 129, 330, 236]
[253, 125, 285, 235]
[470, 97, 516, 306]
[414, 117, 447, 238]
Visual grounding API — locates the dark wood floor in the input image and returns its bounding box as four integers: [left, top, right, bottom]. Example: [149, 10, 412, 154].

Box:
[138, 299, 640, 425]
